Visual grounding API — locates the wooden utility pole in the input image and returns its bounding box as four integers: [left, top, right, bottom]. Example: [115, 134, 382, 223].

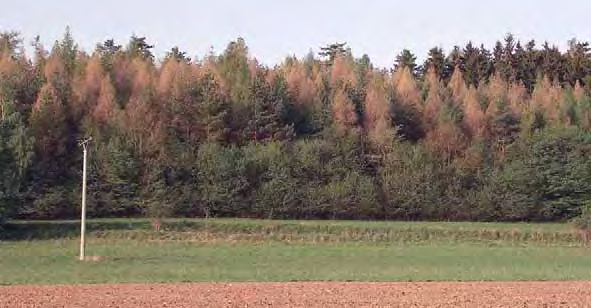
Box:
[79, 137, 91, 261]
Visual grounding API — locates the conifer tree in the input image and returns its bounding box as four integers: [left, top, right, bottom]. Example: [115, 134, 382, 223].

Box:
[319, 42, 347, 64]
[126, 35, 154, 61]
[0, 100, 33, 221]
[247, 70, 294, 142]
[364, 75, 393, 148]
[423, 68, 445, 129]
[332, 86, 359, 136]
[422, 47, 446, 79]
[197, 73, 231, 143]
[330, 53, 357, 88]
[462, 87, 487, 139]
[393, 66, 422, 108]
[394, 49, 418, 76]
[93, 75, 119, 125]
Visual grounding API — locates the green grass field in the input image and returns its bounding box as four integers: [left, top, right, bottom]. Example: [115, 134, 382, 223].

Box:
[1, 219, 590, 285]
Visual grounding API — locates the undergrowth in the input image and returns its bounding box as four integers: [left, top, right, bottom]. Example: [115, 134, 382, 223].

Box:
[2, 219, 587, 246]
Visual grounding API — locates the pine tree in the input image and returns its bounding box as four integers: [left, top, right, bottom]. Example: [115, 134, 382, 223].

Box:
[96, 39, 122, 56]
[126, 35, 154, 61]
[165, 46, 191, 63]
[394, 49, 418, 76]
[318, 42, 347, 64]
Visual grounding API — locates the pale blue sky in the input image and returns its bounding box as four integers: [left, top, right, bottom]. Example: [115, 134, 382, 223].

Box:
[1, 1, 589, 68]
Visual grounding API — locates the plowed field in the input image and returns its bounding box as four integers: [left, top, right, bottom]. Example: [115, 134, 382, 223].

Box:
[2, 281, 591, 307]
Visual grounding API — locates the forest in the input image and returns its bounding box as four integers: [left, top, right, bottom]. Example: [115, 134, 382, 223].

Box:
[1, 29, 591, 223]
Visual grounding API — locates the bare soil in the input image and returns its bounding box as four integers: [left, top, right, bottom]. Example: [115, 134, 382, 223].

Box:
[1, 282, 590, 307]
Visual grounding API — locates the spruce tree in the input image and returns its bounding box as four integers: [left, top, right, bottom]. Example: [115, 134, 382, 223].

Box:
[422, 47, 446, 79]
[0, 100, 33, 222]
[197, 73, 231, 143]
[394, 49, 418, 76]
[247, 70, 294, 142]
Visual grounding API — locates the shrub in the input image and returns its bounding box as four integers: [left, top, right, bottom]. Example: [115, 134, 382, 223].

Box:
[494, 128, 591, 221]
[573, 203, 591, 231]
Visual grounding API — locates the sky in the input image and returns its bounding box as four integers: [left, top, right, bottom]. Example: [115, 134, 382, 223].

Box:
[1, 1, 590, 68]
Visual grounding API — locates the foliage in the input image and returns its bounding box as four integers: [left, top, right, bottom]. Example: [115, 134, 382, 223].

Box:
[194, 143, 248, 218]
[0, 100, 32, 224]
[1, 29, 591, 223]
[572, 204, 591, 231]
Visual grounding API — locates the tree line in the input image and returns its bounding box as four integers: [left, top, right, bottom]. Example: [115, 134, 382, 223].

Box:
[1, 29, 591, 223]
